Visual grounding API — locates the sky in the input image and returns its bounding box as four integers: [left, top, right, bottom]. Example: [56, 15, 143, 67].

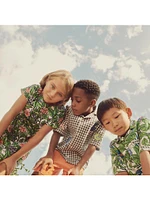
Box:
[1, 1, 150, 200]
[1, 25, 150, 176]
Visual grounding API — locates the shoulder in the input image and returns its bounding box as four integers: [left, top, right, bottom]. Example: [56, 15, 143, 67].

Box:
[90, 120, 103, 132]
[137, 117, 150, 131]
[21, 84, 41, 93]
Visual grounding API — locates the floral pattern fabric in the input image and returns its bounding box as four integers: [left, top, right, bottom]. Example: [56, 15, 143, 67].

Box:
[0, 84, 65, 174]
[110, 117, 150, 175]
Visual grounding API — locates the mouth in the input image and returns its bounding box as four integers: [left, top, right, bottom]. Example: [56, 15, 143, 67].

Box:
[72, 109, 78, 115]
[115, 127, 123, 133]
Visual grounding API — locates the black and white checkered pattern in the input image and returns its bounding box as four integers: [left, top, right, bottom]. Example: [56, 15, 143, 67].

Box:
[55, 106, 104, 169]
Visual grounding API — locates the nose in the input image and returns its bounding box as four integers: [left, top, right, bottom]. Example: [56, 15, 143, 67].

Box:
[71, 100, 76, 108]
[112, 120, 118, 128]
[49, 90, 56, 98]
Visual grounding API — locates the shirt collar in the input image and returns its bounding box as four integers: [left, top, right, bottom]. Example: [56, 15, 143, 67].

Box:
[117, 119, 136, 141]
[79, 106, 97, 119]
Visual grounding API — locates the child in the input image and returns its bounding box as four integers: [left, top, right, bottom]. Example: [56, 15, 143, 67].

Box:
[0, 69, 74, 175]
[97, 97, 150, 175]
[32, 80, 104, 175]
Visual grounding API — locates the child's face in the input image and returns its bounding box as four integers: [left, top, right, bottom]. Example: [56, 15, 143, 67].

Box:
[101, 107, 132, 136]
[42, 77, 66, 104]
[71, 87, 94, 116]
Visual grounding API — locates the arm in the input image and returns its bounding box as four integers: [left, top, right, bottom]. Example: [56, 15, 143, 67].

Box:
[0, 94, 27, 137]
[116, 171, 128, 175]
[33, 131, 61, 171]
[12, 124, 52, 161]
[140, 150, 150, 175]
[68, 144, 96, 175]
[137, 117, 150, 175]
[110, 141, 127, 175]
[3, 124, 52, 174]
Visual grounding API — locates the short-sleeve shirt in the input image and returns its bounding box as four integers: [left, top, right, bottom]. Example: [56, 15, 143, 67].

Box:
[55, 106, 104, 169]
[0, 84, 65, 161]
[110, 117, 150, 175]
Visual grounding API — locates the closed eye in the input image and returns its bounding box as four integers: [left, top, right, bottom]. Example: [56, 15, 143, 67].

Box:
[51, 84, 55, 89]
[58, 92, 63, 97]
[115, 114, 120, 119]
[105, 121, 110, 125]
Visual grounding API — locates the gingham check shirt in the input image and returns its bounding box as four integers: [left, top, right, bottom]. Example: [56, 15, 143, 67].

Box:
[55, 106, 104, 169]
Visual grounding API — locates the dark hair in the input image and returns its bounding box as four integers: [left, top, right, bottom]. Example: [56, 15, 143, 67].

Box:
[97, 97, 127, 123]
[73, 80, 100, 100]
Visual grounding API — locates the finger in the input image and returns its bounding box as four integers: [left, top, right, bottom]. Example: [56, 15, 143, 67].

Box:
[33, 161, 43, 170]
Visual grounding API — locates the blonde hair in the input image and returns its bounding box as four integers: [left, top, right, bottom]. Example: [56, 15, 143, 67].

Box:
[40, 69, 74, 104]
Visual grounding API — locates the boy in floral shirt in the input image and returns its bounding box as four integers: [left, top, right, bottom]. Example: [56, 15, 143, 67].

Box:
[97, 97, 150, 175]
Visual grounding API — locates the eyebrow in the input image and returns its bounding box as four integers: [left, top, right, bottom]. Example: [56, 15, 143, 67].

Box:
[53, 82, 65, 97]
[102, 112, 119, 122]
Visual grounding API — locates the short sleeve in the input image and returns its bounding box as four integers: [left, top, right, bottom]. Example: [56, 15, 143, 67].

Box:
[89, 121, 104, 150]
[137, 117, 150, 153]
[46, 105, 66, 129]
[54, 106, 70, 135]
[110, 141, 126, 175]
[21, 84, 41, 101]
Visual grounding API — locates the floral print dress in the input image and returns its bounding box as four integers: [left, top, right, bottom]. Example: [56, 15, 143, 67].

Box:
[110, 117, 150, 175]
[0, 84, 65, 174]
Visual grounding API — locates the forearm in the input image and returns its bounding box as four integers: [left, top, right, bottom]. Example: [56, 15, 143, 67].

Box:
[46, 131, 61, 158]
[116, 171, 128, 175]
[77, 144, 96, 169]
[140, 150, 150, 175]
[0, 112, 15, 136]
[11, 133, 44, 161]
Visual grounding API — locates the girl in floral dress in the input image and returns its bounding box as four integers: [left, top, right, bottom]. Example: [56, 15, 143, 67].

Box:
[0, 69, 74, 175]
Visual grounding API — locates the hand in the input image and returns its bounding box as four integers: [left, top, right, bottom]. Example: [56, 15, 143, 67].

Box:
[0, 156, 17, 175]
[68, 166, 81, 175]
[33, 156, 53, 172]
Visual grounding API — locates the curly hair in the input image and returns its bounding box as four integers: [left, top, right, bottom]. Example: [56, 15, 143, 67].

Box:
[73, 80, 100, 100]
[97, 97, 127, 123]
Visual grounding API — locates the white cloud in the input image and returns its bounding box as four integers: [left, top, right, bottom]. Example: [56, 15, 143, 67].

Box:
[127, 25, 143, 39]
[91, 54, 117, 72]
[0, 25, 20, 36]
[101, 80, 110, 93]
[85, 25, 104, 35]
[121, 89, 131, 100]
[104, 25, 117, 45]
[58, 39, 85, 66]
[108, 55, 150, 94]
[143, 59, 150, 65]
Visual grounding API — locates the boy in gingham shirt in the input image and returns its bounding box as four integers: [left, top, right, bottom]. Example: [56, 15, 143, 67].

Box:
[32, 80, 104, 175]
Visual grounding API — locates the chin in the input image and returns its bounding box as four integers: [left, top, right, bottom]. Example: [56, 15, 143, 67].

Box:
[73, 111, 80, 116]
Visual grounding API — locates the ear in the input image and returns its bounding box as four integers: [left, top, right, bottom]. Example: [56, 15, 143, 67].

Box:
[90, 99, 96, 107]
[126, 108, 132, 118]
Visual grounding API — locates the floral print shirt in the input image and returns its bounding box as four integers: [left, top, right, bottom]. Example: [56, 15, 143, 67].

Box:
[110, 117, 150, 175]
[0, 84, 65, 162]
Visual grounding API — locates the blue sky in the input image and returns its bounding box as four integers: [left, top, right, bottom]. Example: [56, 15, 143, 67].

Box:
[0, 25, 150, 175]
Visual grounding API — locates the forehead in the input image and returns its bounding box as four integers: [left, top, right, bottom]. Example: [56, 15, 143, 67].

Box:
[72, 87, 88, 98]
[49, 77, 66, 92]
[102, 108, 122, 119]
